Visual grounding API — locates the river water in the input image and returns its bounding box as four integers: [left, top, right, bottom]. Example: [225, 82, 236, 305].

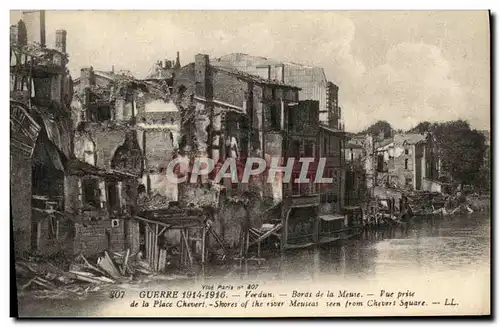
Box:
[254, 211, 491, 282]
[17, 211, 491, 317]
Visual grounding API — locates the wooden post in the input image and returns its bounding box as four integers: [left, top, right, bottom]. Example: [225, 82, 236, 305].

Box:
[181, 229, 185, 267]
[244, 227, 249, 258]
[201, 226, 206, 265]
[145, 223, 149, 263]
[56, 220, 60, 240]
[181, 229, 193, 267]
[36, 221, 42, 252]
[155, 224, 159, 271]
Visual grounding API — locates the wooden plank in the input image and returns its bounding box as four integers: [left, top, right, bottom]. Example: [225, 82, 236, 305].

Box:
[249, 223, 283, 247]
[71, 271, 116, 284]
[121, 249, 130, 275]
[36, 221, 41, 251]
[245, 228, 250, 257]
[158, 249, 167, 273]
[135, 216, 171, 228]
[158, 226, 167, 237]
[78, 253, 109, 277]
[154, 224, 159, 271]
[97, 251, 121, 279]
[201, 226, 206, 264]
[144, 223, 149, 261]
[181, 229, 193, 267]
[208, 227, 227, 254]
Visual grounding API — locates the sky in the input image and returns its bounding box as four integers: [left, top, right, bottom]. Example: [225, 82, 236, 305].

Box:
[10, 10, 490, 132]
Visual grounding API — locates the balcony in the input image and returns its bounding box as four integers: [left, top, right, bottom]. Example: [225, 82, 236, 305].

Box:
[288, 182, 320, 207]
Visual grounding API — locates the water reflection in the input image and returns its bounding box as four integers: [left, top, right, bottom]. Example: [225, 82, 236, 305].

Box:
[246, 212, 490, 281]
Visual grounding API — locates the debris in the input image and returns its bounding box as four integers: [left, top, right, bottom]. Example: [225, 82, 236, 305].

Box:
[97, 251, 122, 279]
[70, 271, 116, 284]
[121, 249, 130, 275]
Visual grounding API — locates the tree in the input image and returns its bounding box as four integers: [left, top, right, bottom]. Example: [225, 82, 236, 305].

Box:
[437, 123, 486, 186]
[408, 121, 432, 134]
[363, 120, 393, 138]
[409, 120, 487, 187]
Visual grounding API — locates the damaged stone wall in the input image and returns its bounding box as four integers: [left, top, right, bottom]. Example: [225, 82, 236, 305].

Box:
[142, 129, 175, 169]
[73, 218, 125, 256]
[212, 69, 248, 108]
[391, 142, 415, 189]
[10, 152, 33, 257]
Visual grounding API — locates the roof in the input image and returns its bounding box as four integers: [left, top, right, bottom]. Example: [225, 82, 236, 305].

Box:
[212, 66, 301, 90]
[213, 53, 318, 70]
[73, 69, 136, 84]
[396, 133, 428, 145]
[375, 138, 394, 149]
[212, 53, 333, 86]
[346, 143, 363, 149]
[319, 124, 345, 135]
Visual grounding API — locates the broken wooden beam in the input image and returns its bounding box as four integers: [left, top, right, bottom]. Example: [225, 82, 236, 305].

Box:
[71, 271, 116, 284]
[208, 226, 227, 254]
[249, 223, 283, 247]
[121, 249, 130, 276]
[97, 251, 121, 279]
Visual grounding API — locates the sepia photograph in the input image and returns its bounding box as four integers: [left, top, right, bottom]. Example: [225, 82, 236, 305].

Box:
[9, 9, 491, 318]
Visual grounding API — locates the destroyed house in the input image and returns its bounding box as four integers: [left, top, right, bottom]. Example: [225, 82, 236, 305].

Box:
[125, 54, 307, 260]
[374, 133, 439, 191]
[10, 11, 74, 257]
[64, 159, 140, 256]
[212, 53, 343, 129]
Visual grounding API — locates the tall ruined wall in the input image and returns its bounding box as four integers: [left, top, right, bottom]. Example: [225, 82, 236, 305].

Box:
[10, 152, 32, 256]
[391, 143, 414, 189]
[90, 126, 130, 170]
[143, 129, 175, 169]
[212, 69, 247, 107]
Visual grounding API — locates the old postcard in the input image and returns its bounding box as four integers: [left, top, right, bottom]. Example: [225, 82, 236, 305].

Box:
[10, 10, 491, 318]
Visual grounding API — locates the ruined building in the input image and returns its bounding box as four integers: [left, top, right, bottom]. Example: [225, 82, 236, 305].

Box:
[374, 133, 440, 192]
[211, 53, 343, 130]
[10, 11, 74, 257]
[139, 54, 304, 253]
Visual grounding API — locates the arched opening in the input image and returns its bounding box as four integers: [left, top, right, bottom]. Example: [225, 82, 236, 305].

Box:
[111, 132, 143, 175]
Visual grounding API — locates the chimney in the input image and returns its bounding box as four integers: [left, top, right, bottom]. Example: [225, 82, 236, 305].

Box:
[165, 59, 172, 69]
[55, 29, 67, 53]
[174, 51, 181, 69]
[111, 65, 115, 74]
[194, 54, 212, 99]
[22, 10, 45, 46]
[80, 67, 95, 90]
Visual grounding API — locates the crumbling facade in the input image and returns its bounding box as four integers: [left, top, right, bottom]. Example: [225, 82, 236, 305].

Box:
[211, 53, 343, 129]
[318, 125, 345, 215]
[10, 11, 74, 257]
[374, 133, 439, 191]
[71, 66, 148, 257]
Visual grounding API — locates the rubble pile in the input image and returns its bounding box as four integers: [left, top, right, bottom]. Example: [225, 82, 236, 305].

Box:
[16, 250, 153, 299]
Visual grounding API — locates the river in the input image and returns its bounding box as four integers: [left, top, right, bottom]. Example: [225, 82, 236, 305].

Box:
[17, 212, 491, 317]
